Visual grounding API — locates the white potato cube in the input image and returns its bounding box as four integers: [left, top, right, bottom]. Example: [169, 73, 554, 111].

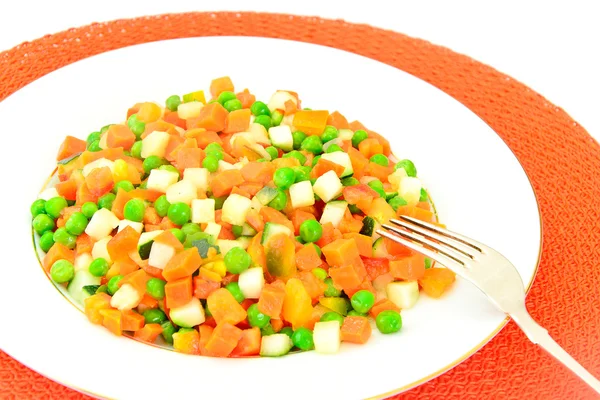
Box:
[338, 129, 353, 140]
[289, 181, 315, 208]
[183, 168, 210, 192]
[268, 125, 293, 152]
[216, 239, 242, 256]
[177, 101, 203, 119]
[98, 132, 108, 150]
[221, 194, 252, 226]
[399, 177, 422, 206]
[191, 198, 215, 223]
[217, 160, 235, 172]
[388, 168, 408, 192]
[166, 179, 197, 205]
[313, 170, 343, 203]
[169, 298, 205, 328]
[313, 321, 341, 354]
[117, 219, 144, 234]
[110, 283, 141, 311]
[320, 201, 348, 228]
[141, 131, 170, 158]
[85, 208, 119, 240]
[387, 281, 420, 309]
[320, 152, 353, 177]
[247, 122, 271, 145]
[148, 241, 176, 270]
[147, 169, 179, 193]
[91, 236, 113, 264]
[82, 158, 114, 177]
[238, 267, 265, 299]
[74, 253, 93, 272]
[268, 90, 297, 112]
[38, 188, 59, 201]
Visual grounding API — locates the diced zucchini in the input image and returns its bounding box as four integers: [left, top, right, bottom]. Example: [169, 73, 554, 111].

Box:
[110, 283, 142, 311]
[289, 180, 315, 209]
[260, 333, 293, 357]
[372, 237, 389, 258]
[191, 198, 216, 224]
[255, 186, 279, 205]
[319, 201, 348, 228]
[85, 208, 119, 240]
[118, 219, 144, 234]
[169, 297, 205, 328]
[177, 101, 203, 119]
[82, 285, 101, 296]
[166, 179, 197, 205]
[313, 170, 343, 203]
[221, 194, 253, 226]
[82, 158, 114, 177]
[359, 216, 376, 237]
[148, 241, 176, 269]
[238, 267, 265, 299]
[320, 152, 353, 177]
[385, 191, 398, 201]
[183, 167, 210, 192]
[313, 321, 341, 354]
[261, 222, 292, 245]
[137, 230, 164, 260]
[92, 236, 113, 263]
[141, 131, 170, 159]
[387, 281, 420, 309]
[268, 125, 293, 152]
[67, 269, 101, 304]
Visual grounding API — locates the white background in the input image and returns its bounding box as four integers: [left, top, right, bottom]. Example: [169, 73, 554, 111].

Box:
[0, 0, 599, 138]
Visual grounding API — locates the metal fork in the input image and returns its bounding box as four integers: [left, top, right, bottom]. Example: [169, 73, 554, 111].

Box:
[377, 216, 600, 394]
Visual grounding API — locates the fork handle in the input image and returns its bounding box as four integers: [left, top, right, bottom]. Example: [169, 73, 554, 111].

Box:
[510, 308, 600, 395]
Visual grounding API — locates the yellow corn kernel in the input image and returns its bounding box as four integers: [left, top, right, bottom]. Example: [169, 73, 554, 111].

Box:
[199, 267, 222, 283]
[112, 159, 129, 182]
[137, 102, 162, 123]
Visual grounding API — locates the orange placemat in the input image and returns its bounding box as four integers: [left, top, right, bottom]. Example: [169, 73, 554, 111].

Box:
[1, 12, 599, 400]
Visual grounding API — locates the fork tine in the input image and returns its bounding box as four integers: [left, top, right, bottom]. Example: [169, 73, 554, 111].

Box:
[389, 218, 478, 259]
[382, 224, 472, 265]
[376, 229, 467, 278]
[398, 215, 487, 253]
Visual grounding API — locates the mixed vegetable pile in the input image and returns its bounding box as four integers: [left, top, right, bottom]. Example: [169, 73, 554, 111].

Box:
[31, 77, 456, 357]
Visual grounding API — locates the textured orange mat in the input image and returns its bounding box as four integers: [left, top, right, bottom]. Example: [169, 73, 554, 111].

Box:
[1, 12, 599, 400]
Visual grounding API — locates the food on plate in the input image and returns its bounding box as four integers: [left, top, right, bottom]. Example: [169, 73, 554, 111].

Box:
[31, 76, 455, 357]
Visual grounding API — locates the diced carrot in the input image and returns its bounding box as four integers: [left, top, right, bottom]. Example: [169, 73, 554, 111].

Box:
[137, 293, 158, 314]
[207, 288, 248, 325]
[85, 166, 114, 197]
[121, 310, 145, 331]
[347, 147, 369, 179]
[230, 186, 251, 199]
[358, 138, 384, 159]
[259, 206, 294, 232]
[154, 231, 185, 252]
[108, 188, 130, 220]
[223, 108, 251, 134]
[145, 224, 161, 232]
[80, 148, 125, 165]
[283, 278, 313, 329]
[42, 243, 75, 272]
[230, 327, 261, 357]
[384, 237, 412, 257]
[236, 89, 255, 109]
[99, 309, 122, 336]
[56, 135, 86, 161]
[344, 279, 376, 298]
[162, 248, 201, 282]
[240, 161, 275, 185]
[193, 277, 221, 299]
[310, 158, 345, 179]
[142, 120, 179, 139]
[256, 283, 286, 319]
[247, 232, 266, 270]
[163, 135, 185, 163]
[107, 226, 140, 262]
[301, 304, 329, 330]
[198, 325, 214, 356]
[210, 76, 234, 98]
[205, 322, 243, 357]
[245, 209, 265, 233]
[75, 233, 94, 254]
[106, 258, 139, 280]
[136, 102, 162, 123]
[418, 268, 456, 298]
[175, 147, 205, 172]
[55, 179, 78, 201]
[326, 111, 350, 129]
[338, 210, 364, 234]
[362, 257, 390, 281]
[200, 267, 222, 283]
[367, 130, 391, 156]
[290, 210, 316, 235]
[321, 238, 362, 267]
[120, 269, 148, 296]
[143, 206, 161, 225]
[369, 299, 400, 318]
[173, 329, 200, 355]
[185, 129, 222, 149]
[134, 323, 163, 343]
[342, 233, 372, 258]
[295, 244, 322, 271]
[298, 270, 327, 301]
[84, 292, 112, 324]
[329, 264, 363, 292]
[129, 189, 162, 202]
[349, 120, 367, 131]
[272, 157, 300, 169]
[238, 182, 263, 197]
[292, 110, 329, 136]
[164, 276, 193, 309]
[368, 162, 393, 183]
[341, 316, 372, 344]
[191, 102, 229, 132]
[315, 222, 337, 248]
[283, 99, 298, 115]
[270, 318, 284, 332]
[396, 205, 435, 223]
[163, 109, 187, 129]
[106, 124, 136, 150]
[159, 216, 178, 231]
[210, 169, 244, 197]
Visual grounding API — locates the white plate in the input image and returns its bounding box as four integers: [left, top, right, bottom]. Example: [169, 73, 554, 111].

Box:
[0, 37, 541, 399]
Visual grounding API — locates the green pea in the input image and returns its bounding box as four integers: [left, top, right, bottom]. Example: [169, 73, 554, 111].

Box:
[274, 167, 295, 190]
[32, 214, 55, 235]
[320, 311, 344, 325]
[271, 110, 283, 126]
[261, 323, 276, 336]
[341, 177, 360, 187]
[225, 282, 245, 303]
[167, 202, 191, 226]
[170, 228, 186, 244]
[292, 327, 314, 350]
[107, 275, 124, 295]
[50, 259, 75, 283]
[326, 144, 343, 153]
[346, 310, 366, 317]
[87, 131, 101, 146]
[283, 150, 307, 165]
[131, 141, 143, 159]
[181, 222, 201, 237]
[376, 310, 402, 334]
[254, 115, 272, 131]
[250, 101, 271, 117]
[424, 257, 433, 269]
[124, 198, 146, 222]
[293, 166, 311, 183]
[324, 278, 342, 297]
[321, 126, 339, 143]
[39, 231, 55, 252]
[100, 124, 112, 134]
[224, 247, 251, 274]
[89, 258, 109, 277]
[312, 267, 327, 280]
[143, 155, 166, 174]
[300, 135, 323, 155]
[395, 159, 417, 177]
[351, 290, 376, 314]
[98, 193, 116, 210]
[370, 154, 389, 167]
[280, 327, 294, 338]
[205, 143, 223, 153]
[299, 220, 323, 243]
[202, 155, 219, 172]
[217, 91, 237, 105]
[44, 197, 68, 219]
[212, 196, 227, 210]
[352, 129, 368, 148]
[292, 131, 307, 150]
[53, 227, 76, 249]
[113, 180, 134, 193]
[367, 180, 386, 198]
[31, 199, 46, 217]
[81, 202, 98, 218]
[165, 95, 182, 111]
[265, 146, 279, 160]
[388, 196, 408, 211]
[223, 98, 243, 112]
[127, 115, 145, 139]
[311, 155, 321, 167]
[231, 225, 243, 238]
[161, 321, 177, 344]
[146, 278, 166, 300]
[247, 304, 271, 329]
[420, 188, 428, 202]
[268, 189, 287, 211]
[154, 195, 171, 218]
[65, 212, 88, 236]
[88, 140, 102, 152]
[142, 308, 167, 325]
[158, 164, 181, 179]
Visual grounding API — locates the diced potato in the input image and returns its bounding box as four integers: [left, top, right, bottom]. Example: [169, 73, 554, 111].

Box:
[147, 169, 179, 193]
[166, 179, 197, 205]
[141, 131, 170, 158]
